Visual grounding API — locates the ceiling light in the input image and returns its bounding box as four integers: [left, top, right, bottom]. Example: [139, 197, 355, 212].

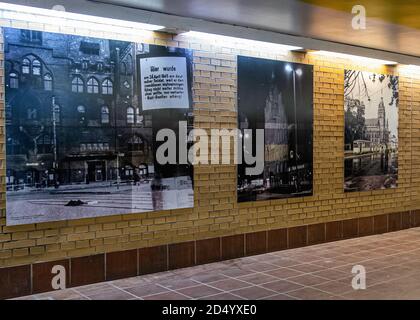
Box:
[0, 2, 165, 31]
[311, 50, 397, 65]
[182, 31, 302, 52]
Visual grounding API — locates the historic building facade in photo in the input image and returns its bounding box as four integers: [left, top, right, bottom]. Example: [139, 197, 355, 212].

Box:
[4, 28, 153, 189]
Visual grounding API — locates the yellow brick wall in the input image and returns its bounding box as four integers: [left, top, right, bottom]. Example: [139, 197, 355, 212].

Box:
[1, 14, 420, 268]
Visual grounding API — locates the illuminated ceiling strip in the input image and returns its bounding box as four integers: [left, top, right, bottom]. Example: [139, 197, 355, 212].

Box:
[0, 2, 165, 31]
[310, 50, 398, 65]
[182, 31, 302, 52]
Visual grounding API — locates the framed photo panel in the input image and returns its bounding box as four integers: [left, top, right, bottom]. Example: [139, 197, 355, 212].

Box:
[237, 55, 314, 202]
[4, 28, 194, 225]
[344, 70, 399, 192]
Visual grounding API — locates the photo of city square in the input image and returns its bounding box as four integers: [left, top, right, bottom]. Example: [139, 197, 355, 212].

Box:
[344, 70, 399, 192]
[237, 56, 314, 202]
[4, 28, 194, 226]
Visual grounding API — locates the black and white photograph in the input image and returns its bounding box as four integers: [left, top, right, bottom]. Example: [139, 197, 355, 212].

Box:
[4, 28, 194, 226]
[237, 56, 313, 202]
[344, 70, 399, 192]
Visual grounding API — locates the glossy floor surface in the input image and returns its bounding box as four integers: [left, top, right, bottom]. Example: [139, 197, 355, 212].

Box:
[16, 228, 420, 300]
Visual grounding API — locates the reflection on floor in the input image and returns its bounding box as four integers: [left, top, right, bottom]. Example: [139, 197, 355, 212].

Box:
[15, 228, 420, 300]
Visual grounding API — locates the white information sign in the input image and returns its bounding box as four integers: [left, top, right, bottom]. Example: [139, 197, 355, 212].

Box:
[140, 56, 190, 110]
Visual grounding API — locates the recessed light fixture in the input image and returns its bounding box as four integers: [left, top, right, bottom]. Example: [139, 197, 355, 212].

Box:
[182, 31, 302, 52]
[310, 50, 397, 65]
[0, 2, 165, 32]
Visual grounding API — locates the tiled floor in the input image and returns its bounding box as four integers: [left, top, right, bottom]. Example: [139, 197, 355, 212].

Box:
[16, 228, 420, 300]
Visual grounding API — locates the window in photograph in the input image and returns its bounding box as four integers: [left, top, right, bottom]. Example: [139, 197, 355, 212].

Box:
[127, 106, 135, 124]
[101, 106, 110, 124]
[102, 79, 113, 95]
[44, 73, 53, 91]
[72, 76, 84, 93]
[9, 72, 19, 89]
[22, 58, 30, 74]
[32, 59, 41, 76]
[82, 60, 89, 70]
[21, 30, 42, 44]
[136, 108, 143, 124]
[87, 77, 99, 94]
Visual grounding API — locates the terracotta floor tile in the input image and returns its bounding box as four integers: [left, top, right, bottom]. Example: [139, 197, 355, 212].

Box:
[36, 289, 85, 300]
[264, 293, 298, 300]
[230, 286, 276, 300]
[263, 267, 304, 279]
[177, 285, 222, 299]
[159, 279, 201, 290]
[260, 280, 303, 293]
[209, 278, 251, 291]
[312, 269, 349, 281]
[286, 287, 338, 300]
[290, 263, 326, 273]
[143, 292, 190, 300]
[88, 289, 135, 300]
[190, 273, 229, 283]
[125, 284, 168, 297]
[314, 280, 355, 295]
[287, 274, 329, 286]
[241, 262, 279, 272]
[111, 276, 153, 289]
[74, 283, 115, 296]
[199, 293, 244, 300]
[237, 273, 278, 285]
[220, 267, 255, 278]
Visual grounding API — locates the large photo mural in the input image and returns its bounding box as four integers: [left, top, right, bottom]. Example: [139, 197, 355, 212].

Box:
[4, 28, 194, 225]
[344, 70, 399, 192]
[237, 56, 314, 202]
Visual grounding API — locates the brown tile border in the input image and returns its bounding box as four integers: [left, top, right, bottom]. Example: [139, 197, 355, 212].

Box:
[221, 234, 245, 260]
[32, 259, 70, 294]
[288, 225, 308, 248]
[245, 231, 267, 256]
[196, 238, 221, 264]
[358, 216, 374, 236]
[308, 223, 325, 245]
[1, 210, 417, 299]
[70, 254, 105, 287]
[0, 265, 31, 299]
[138, 245, 168, 275]
[168, 241, 195, 270]
[106, 249, 137, 281]
[267, 228, 287, 252]
[374, 214, 388, 234]
[343, 218, 358, 239]
[388, 212, 402, 232]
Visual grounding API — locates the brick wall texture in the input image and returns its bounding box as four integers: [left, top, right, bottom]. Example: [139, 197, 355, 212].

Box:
[1, 15, 420, 268]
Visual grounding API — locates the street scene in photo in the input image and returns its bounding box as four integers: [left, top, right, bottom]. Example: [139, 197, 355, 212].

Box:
[5, 28, 194, 225]
[237, 56, 314, 202]
[344, 70, 399, 192]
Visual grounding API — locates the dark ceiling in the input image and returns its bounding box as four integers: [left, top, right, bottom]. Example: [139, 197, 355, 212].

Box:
[92, 0, 420, 57]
